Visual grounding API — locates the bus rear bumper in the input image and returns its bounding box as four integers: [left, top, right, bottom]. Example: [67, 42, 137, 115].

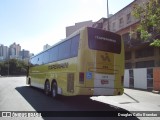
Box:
[77, 87, 124, 96]
[93, 88, 123, 96]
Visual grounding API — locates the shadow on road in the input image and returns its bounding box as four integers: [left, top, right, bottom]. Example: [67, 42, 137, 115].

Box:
[15, 86, 140, 120]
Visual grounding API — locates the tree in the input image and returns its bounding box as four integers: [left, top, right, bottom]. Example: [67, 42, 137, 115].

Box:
[0, 59, 28, 76]
[132, 0, 160, 47]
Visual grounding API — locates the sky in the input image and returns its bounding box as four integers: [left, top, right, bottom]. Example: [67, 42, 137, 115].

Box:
[0, 0, 134, 55]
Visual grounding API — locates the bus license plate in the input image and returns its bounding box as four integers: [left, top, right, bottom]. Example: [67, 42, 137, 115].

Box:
[101, 80, 108, 85]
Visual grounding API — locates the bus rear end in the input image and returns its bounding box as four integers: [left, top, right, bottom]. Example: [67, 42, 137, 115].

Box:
[77, 27, 124, 96]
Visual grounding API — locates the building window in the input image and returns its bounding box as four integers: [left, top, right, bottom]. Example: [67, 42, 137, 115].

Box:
[125, 51, 131, 60]
[119, 17, 124, 28]
[147, 68, 153, 89]
[125, 62, 132, 69]
[135, 47, 154, 58]
[129, 69, 134, 88]
[135, 60, 155, 68]
[112, 22, 116, 31]
[127, 13, 131, 24]
[122, 33, 130, 44]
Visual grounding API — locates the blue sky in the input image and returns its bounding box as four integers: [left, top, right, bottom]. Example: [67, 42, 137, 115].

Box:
[0, 0, 134, 54]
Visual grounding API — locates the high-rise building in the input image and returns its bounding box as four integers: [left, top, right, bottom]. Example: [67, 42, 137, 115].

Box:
[19, 49, 30, 59]
[0, 44, 9, 61]
[43, 44, 51, 51]
[0, 43, 32, 61]
[9, 42, 21, 59]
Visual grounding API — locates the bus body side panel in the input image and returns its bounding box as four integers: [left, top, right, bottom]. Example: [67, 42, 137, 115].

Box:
[29, 64, 49, 89]
[45, 57, 78, 96]
[74, 28, 94, 95]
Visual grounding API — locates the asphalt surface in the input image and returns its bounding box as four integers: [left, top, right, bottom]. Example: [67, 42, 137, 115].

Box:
[0, 77, 159, 120]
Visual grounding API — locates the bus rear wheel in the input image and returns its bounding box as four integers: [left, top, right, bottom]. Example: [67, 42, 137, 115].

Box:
[44, 81, 50, 96]
[51, 82, 57, 98]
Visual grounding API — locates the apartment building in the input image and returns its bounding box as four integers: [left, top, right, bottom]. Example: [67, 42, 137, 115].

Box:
[9, 42, 21, 59]
[19, 49, 30, 60]
[43, 44, 51, 51]
[93, 0, 159, 69]
[66, 20, 94, 37]
[0, 43, 32, 61]
[0, 44, 9, 61]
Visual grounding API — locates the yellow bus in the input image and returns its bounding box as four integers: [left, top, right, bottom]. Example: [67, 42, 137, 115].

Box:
[26, 27, 124, 98]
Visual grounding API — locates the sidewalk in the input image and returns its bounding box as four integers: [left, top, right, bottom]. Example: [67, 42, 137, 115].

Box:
[91, 88, 160, 111]
[152, 90, 160, 94]
[124, 87, 160, 94]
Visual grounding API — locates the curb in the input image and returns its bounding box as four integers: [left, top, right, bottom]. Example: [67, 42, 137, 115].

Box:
[152, 90, 160, 94]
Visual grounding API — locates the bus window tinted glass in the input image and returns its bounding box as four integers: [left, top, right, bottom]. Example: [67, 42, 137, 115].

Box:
[65, 40, 71, 58]
[88, 27, 121, 54]
[37, 54, 43, 65]
[71, 34, 80, 57]
[30, 57, 36, 66]
[43, 51, 49, 64]
[31, 34, 80, 64]
[49, 46, 58, 62]
[58, 40, 71, 60]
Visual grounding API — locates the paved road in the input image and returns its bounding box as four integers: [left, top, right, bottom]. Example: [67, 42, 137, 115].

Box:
[0, 77, 159, 120]
[92, 88, 160, 120]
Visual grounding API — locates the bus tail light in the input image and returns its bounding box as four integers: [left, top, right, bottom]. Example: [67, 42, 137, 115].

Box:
[79, 72, 84, 84]
[121, 76, 124, 86]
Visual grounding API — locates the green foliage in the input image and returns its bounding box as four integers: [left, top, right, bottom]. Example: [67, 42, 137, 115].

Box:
[0, 59, 28, 76]
[132, 0, 160, 46]
[150, 39, 160, 46]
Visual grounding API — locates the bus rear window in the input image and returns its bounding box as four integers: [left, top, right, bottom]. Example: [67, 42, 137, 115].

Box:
[88, 27, 121, 54]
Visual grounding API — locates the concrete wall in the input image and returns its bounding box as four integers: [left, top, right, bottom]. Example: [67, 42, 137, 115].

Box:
[124, 68, 155, 90]
[134, 68, 147, 89]
[124, 70, 129, 87]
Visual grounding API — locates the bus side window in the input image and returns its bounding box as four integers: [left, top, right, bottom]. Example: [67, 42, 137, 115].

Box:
[71, 34, 80, 57]
[58, 40, 71, 60]
[38, 54, 42, 65]
[30, 58, 35, 66]
[58, 42, 65, 60]
[49, 46, 58, 62]
[65, 40, 71, 59]
[43, 51, 49, 64]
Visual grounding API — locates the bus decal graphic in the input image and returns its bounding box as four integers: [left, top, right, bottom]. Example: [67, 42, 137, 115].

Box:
[101, 53, 111, 62]
[48, 63, 69, 70]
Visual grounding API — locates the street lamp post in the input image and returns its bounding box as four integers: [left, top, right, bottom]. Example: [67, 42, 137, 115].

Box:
[107, 0, 109, 18]
[8, 59, 9, 76]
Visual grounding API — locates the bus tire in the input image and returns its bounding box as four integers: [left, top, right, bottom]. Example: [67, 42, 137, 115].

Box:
[51, 82, 57, 98]
[44, 80, 50, 96]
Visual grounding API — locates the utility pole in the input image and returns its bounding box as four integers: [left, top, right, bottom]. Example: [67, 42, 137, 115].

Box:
[8, 59, 9, 76]
[107, 0, 110, 31]
[107, 0, 109, 18]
